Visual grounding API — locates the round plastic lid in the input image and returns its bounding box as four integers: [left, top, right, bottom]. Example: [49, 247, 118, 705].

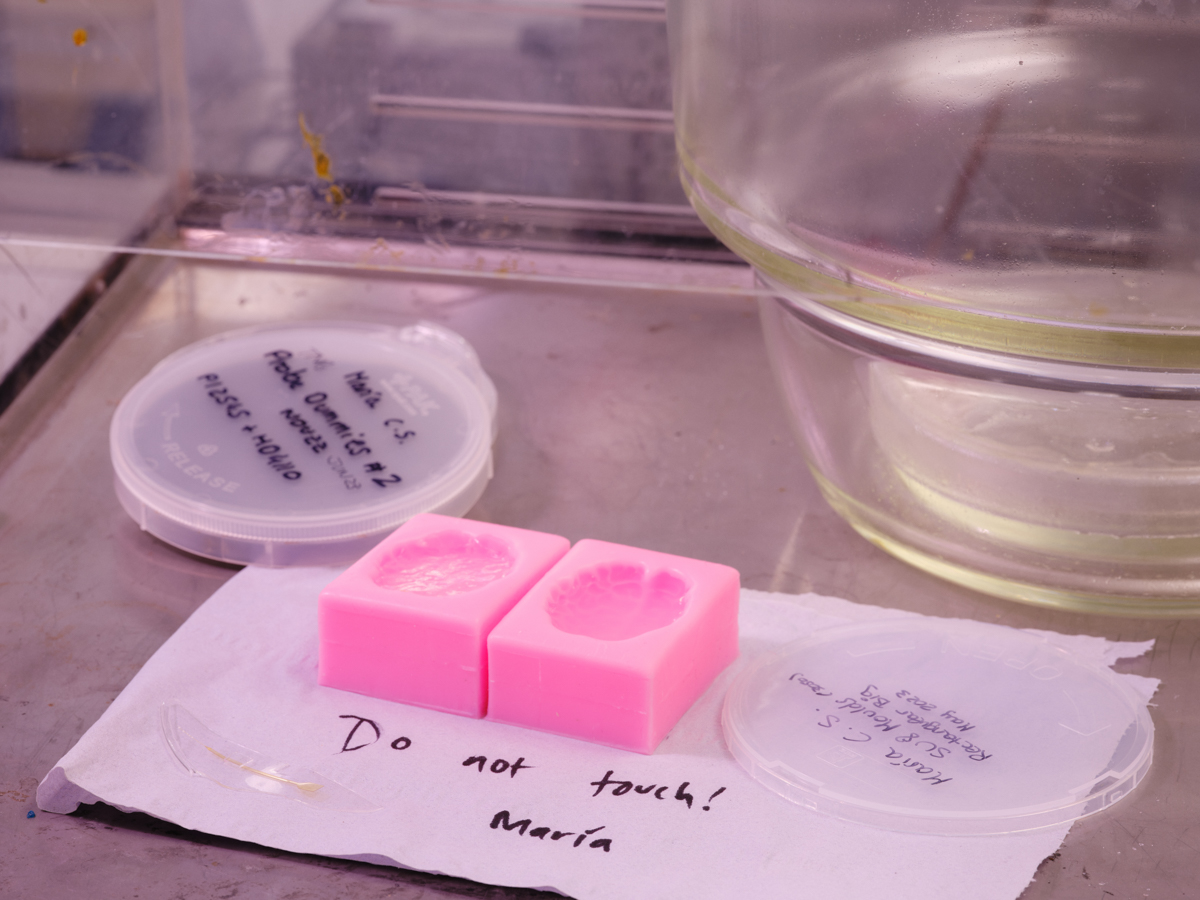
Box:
[723, 617, 1153, 834]
[111, 320, 497, 566]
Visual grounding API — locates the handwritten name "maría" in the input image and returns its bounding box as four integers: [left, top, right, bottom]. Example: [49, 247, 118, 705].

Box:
[489, 811, 611, 852]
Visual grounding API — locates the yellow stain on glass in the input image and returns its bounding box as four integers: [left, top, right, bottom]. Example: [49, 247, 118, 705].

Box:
[299, 114, 346, 205]
[313, 152, 331, 179]
[299, 114, 332, 180]
[73, 28, 88, 46]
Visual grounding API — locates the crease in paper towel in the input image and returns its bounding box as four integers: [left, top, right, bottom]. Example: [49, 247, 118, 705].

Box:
[36, 570, 1159, 900]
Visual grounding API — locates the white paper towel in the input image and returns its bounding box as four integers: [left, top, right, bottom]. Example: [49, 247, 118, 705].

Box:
[38, 566, 1159, 900]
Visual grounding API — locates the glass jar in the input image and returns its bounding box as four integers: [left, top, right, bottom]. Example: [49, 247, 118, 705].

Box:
[669, 0, 1200, 614]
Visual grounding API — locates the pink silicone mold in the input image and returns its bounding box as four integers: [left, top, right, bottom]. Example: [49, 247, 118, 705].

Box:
[373, 530, 516, 594]
[546, 563, 689, 640]
[486, 539, 740, 753]
[318, 514, 570, 717]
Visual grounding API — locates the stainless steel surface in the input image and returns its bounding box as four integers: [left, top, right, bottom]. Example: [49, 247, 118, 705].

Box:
[0, 254, 1191, 898]
[368, 95, 676, 132]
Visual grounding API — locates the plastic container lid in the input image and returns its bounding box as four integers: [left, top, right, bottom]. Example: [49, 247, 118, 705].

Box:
[110, 321, 497, 566]
[722, 617, 1153, 834]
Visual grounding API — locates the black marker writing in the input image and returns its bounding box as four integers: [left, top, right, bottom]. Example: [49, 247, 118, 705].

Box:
[939, 709, 977, 733]
[893, 736, 949, 759]
[304, 392, 374, 457]
[280, 408, 328, 454]
[896, 689, 937, 712]
[888, 714, 990, 760]
[590, 771, 725, 811]
[197, 373, 251, 420]
[833, 697, 902, 732]
[462, 755, 533, 778]
[884, 749, 953, 784]
[362, 459, 402, 489]
[339, 715, 381, 752]
[237, 422, 301, 480]
[490, 811, 611, 852]
[789, 672, 833, 696]
[345, 370, 384, 409]
[264, 350, 307, 390]
[384, 418, 417, 445]
[675, 782, 693, 808]
[858, 684, 891, 708]
[335, 714, 412, 753]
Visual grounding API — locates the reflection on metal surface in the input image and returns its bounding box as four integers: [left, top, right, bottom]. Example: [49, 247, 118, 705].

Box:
[0, 232, 756, 295]
[370, 0, 666, 21]
[987, 131, 1200, 162]
[965, 4, 1200, 33]
[375, 186, 692, 218]
[373, 187, 705, 236]
[370, 94, 674, 132]
[160, 703, 381, 811]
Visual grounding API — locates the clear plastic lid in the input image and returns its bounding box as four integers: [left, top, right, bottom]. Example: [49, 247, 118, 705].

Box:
[110, 321, 497, 566]
[723, 617, 1153, 835]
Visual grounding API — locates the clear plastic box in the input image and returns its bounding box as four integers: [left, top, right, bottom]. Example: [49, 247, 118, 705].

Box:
[0, 0, 748, 396]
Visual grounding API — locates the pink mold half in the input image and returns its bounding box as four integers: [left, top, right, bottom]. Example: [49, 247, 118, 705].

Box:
[372, 531, 516, 596]
[487, 539, 740, 753]
[546, 563, 689, 641]
[318, 513, 570, 717]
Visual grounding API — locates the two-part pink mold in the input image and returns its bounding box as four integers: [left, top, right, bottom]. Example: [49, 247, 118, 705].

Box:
[318, 514, 740, 753]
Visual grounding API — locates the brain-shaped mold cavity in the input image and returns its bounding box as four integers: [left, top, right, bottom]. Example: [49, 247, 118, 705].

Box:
[546, 563, 690, 640]
[372, 530, 515, 595]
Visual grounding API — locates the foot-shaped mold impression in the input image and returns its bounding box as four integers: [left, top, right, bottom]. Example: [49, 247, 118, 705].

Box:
[546, 563, 690, 641]
[372, 530, 515, 595]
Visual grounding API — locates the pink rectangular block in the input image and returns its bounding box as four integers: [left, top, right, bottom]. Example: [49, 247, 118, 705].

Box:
[486, 539, 740, 753]
[318, 513, 570, 717]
